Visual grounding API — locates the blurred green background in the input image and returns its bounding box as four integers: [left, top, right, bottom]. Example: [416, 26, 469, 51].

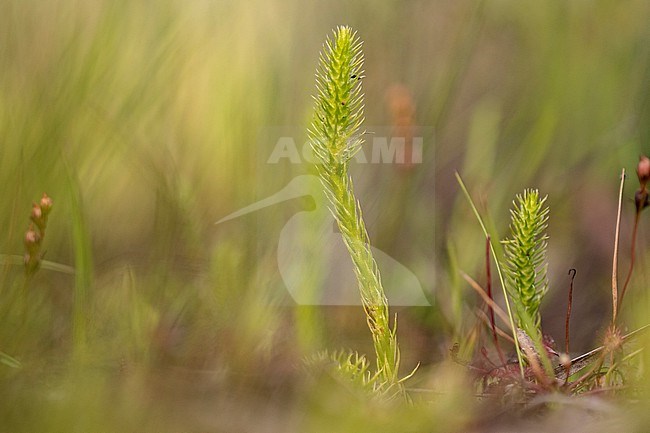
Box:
[1, 0, 650, 431]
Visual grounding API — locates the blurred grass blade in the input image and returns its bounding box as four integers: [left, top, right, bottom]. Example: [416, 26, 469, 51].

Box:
[0, 350, 22, 369]
[64, 160, 93, 359]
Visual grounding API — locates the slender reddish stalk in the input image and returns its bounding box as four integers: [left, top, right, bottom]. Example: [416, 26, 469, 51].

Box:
[620, 155, 650, 315]
[563, 269, 577, 384]
[474, 308, 515, 344]
[485, 236, 506, 365]
[565, 269, 576, 355]
[619, 212, 640, 309]
[461, 272, 512, 331]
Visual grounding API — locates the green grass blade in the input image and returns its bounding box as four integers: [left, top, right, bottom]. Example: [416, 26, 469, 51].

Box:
[454, 172, 524, 376]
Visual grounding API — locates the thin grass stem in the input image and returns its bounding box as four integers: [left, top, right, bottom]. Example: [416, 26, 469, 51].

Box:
[455, 172, 524, 377]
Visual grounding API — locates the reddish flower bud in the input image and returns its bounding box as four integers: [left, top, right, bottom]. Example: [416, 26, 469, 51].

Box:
[32, 203, 42, 219]
[637, 155, 650, 186]
[24, 225, 41, 259]
[30, 203, 44, 229]
[40, 193, 53, 215]
[24, 227, 40, 245]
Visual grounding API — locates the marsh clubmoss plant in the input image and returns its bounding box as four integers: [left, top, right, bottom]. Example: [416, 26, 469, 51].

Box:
[308, 26, 401, 389]
[502, 189, 549, 337]
[304, 350, 386, 394]
[458, 173, 650, 391]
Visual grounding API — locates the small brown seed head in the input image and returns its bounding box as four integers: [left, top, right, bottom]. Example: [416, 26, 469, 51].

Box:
[31, 203, 42, 220]
[40, 193, 53, 215]
[558, 353, 571, 368]
[603, 326, 623, 355]
[30, 203, 45, 230]
[24, 225, 41, 257]
[24, 226, 40, 246]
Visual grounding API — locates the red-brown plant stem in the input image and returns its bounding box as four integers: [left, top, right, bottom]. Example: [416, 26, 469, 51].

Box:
[619, 156, 650, 315]
[485, 236, 506, 365]
[619, 211, 640, 310]
[462, 272, 512, 331]
[565, 269, 576, 355]
[474, 309, 515, 344]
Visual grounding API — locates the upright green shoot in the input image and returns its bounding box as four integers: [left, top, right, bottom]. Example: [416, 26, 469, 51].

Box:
[308, 26, 399, 386]
[502, 189, 549, 336]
